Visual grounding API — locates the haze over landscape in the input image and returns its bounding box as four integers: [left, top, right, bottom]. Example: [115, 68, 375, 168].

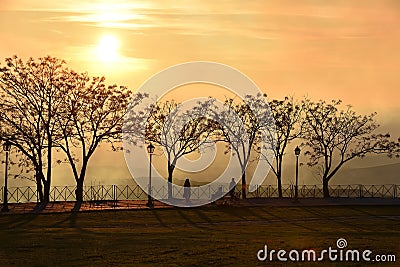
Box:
[1, 0, 399, 187]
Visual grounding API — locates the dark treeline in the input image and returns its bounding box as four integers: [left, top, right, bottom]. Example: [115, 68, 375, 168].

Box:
[0, 56, 399, 204]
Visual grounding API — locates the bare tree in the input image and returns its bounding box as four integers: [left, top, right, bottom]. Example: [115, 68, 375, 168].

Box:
[208, 94, 275, 199]
[302, 99, 399, 197]
[56, 72, 147, 203]
[259, 97, 303, 197]
[145, 100, 216, 199]
[0, 55, 68, 203]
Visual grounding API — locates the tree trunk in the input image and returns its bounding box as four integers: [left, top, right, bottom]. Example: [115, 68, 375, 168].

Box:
[167, 163, 175, 199]
[43, 180, 50, 203]
[35, 171, 44, 203]
[323, 178, 330, 198]
[75, 160, 88, 202]
[277, 172, 283, 198]
[277, 156, 283, 198]
[241, 172, 246, 199]
[42, 143, 52, 204]
[75, 178, 84, 202]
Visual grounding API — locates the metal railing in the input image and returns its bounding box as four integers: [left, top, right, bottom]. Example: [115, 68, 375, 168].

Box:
[0, 183, 399, 204]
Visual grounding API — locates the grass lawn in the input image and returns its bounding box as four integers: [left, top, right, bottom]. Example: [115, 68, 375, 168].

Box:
[0, 205, 399, 266]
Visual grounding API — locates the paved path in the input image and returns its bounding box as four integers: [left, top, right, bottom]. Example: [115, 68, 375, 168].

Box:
[245, 197, 400, 206]
[0, 197, 399, 215]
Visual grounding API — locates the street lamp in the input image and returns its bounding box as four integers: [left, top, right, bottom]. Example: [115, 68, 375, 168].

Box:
[2, 141, 11, 212]
[294, 146, 301, 202]
[146, 143, 155, 208]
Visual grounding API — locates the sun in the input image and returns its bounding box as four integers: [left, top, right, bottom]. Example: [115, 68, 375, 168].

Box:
[96, 35, 119, 62]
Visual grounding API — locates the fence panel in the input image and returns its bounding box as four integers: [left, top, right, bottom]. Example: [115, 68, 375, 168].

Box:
[7, 187, 37, 203]
[50, 186, 76, 202]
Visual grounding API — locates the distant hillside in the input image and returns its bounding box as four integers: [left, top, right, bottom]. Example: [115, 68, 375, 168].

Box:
[264, 160, 400, 187]
[172, 178, 209, 187]
[331, 163, 400, 185]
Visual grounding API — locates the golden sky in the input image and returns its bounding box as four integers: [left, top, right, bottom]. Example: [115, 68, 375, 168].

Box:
[1, 0, 400, 186]
[1, 1, 400, 111]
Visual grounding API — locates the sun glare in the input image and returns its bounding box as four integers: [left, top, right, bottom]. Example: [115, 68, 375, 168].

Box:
[96, 35, 119, 62]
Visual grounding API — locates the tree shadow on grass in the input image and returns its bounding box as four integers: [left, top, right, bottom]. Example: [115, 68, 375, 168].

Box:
[176, 208, 209, 229]
[151, 209, 170, 228]
[299, 206, 367, 232]
[49, 212, 93, 234]
[216, 206, 249, 221]
[0, 212, 41, 229]
[347, 206, 400, 221]
[246, 206, 318, 232]
[193, 208, 214, 224]
[216, 206, 273, 224]
[0, 202, 48, 229]
[239, 206, 271, 221]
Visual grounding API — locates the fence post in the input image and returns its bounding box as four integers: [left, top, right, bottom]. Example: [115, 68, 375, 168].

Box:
[359, 184, 363, 198]
[290, 184, 293, 198]
[394, 184, 397, 199]
[113, 185, 117, 208]
[90, 186, 93, 207]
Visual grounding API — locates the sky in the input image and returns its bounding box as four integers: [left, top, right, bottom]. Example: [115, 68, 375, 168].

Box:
[1, 0, 400, 186]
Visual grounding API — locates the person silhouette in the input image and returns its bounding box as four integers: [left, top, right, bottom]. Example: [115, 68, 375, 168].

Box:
[183, 178, 191, 203]
[229, 178, 236, 198]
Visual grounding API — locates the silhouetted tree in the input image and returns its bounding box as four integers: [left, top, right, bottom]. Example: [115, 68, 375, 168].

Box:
[56, 72, 147, 203]
[302, 99, 399, 197]
[208, 94, 275, 199]
[259, 97, 303, 197]
[145, 100, 215, 199]
[0, 56, 69, 203]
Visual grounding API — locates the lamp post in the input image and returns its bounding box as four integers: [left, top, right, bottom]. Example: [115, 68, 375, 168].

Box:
[146, 143, 155, 208]
[294, 146, 301, 202]
[2, 141, 11, 212]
